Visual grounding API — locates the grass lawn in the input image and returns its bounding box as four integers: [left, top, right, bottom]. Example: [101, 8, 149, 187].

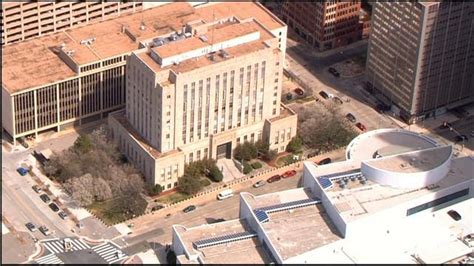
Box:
[88, 194, 147, 225]
[296, 96, 316, 104]
[155, 191, 191, 205]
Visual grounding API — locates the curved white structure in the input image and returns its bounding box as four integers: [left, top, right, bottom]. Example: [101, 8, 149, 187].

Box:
[361, 145, 453, 189]
[346, 128, 438, 161]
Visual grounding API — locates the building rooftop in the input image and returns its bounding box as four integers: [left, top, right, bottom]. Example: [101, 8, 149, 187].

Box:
[2, 1, 284, 94]
[174, 219, 271, 264]
[345, 129, 438, 161]
[242, 188, 342, 260]
[315, 155, 473, 223]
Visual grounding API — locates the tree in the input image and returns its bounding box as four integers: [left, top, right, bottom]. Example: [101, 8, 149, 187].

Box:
[286, 136, 303, 153]
[234, 141, 258, 161]
[178, 175, 203, 195]
[92, 177, 113, 202]
[255, 140, 269, 156]
[209, 165, 223, 182]
[63, 174, 95, 206]
[166, 250, 177, 264]
[74, 135, 93, 154]
[262, 149, 278, 162]
[146, 184, 163, 197]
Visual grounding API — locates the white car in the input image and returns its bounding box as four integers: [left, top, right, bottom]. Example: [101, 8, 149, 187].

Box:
[253, 180, 266, 188]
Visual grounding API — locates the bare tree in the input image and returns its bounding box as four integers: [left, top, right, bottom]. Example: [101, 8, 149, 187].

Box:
[92, 177, 113, 202]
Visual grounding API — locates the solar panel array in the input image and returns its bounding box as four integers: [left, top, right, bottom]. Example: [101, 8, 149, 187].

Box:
[318, 177, 333, 189]
[254, 209, 269, 223]
[319, 170, 365, 184]
[193, 231, 258, 249]
[259, 198, 321, 214]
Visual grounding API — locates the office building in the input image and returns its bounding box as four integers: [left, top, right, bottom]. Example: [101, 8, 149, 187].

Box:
[172, 129, 474, 264]
[366, 1, 474, 123]
[108, 2, 297, 189]
[281, 1, 362, 51]
[2, 2, 291, 148]
[0, 1, 210, 46]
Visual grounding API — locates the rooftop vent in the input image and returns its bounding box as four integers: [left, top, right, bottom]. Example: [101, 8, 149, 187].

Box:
[199, 35, 208, 42]
[220, 49, 230, 58]
[66, 50, 75, 56]
[140, 22, 146, 31]
[80, 37, 96, 45]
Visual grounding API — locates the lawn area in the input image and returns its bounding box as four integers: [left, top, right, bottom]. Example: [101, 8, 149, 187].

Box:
[296, 96, 316, 104]
[155, 191, 192, 205]
[88, 194, 148, 225]
[275, 154, 298, 167]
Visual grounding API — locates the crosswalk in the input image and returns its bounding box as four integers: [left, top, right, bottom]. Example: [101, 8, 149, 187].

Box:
[42, 238, 91, 254]
[35, 253, 64, 264]
[91, 242, 128, 264]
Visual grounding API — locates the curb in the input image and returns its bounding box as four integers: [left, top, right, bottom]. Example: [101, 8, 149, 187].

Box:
[28, 243, 44, 262]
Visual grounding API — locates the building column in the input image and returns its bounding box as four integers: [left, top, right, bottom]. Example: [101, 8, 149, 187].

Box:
[100, 70, 104, 119]
[78, 77, 82, 126]
[56, 83, 61, 132]
[33, 90, 38, 139]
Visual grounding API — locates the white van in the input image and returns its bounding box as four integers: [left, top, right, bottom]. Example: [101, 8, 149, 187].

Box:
[217, 189, 234, 200]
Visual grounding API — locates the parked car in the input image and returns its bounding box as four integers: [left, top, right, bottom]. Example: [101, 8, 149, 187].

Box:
[345, 113, 357, 123]
[39, 226, 51, 236]
[455, 135, 468, 142]
[25, 222, 37, 232]
[49, 203, 60, 212]
[286, 93, 293, 101]
[217, 189, 234, 200]
[328, 67, 340, 77]
[282, 170, 297, 178]
[294, 88, 304, 96]
[40, 194, 51, 203]
[333, 97, 343, 105]
[183, 205, 196, 213]
[470, 130, 474, 138]
[17, 167, 29, 176]
[319, 91, 329, 99]
[355, 122, 366, 131]
[316, 158, 332, 165]
[76, 223, 84, 229]
[375, 103, 391, 114]
[253, 180, 266, 188]
[58, 211, 68, 220]
[267, 175, 281, 183]
[32, 185, 42, 194]
[440, 121, 453, 129]
[447, 210, 462, 221]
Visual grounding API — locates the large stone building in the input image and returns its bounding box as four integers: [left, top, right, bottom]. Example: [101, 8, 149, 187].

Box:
[366, 1, 474, 123]
[108, 2, 297, 190]
[0, 1, 209, 45]
[281, 1, 363, 51]
[1, 2, 289, 147]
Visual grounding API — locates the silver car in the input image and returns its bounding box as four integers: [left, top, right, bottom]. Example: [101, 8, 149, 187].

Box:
[253, 180, 266, 188]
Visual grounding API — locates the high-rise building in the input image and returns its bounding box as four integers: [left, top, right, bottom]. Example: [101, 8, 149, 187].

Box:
[281, 1, 362, 51]
[366, 2, 474, 123]
[0, 1, 208, 46]
[108, 2, 297, 190]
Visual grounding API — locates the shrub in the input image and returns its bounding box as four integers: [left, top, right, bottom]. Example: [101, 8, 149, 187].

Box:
[146, 184, 163, 197]
[262, 149, 278, 162]
[251, 162, 262, 169]
[243, 161, 252, 174]
[200, 178, 212, 187]
[286, 136, 303, 153]
[167, 250, 177, 264]
[209, 165, 223, 182]
[73, 135, 93, 154]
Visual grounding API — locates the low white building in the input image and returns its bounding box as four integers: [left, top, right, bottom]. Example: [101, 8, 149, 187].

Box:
[172, 129, 474, 264]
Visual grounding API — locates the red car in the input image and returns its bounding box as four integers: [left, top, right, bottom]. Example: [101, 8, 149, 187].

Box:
[282, 170, 297, 178]
[267, 175, 282, 183]
[294, 88, 304, 96]
[356, 122, 366, 131]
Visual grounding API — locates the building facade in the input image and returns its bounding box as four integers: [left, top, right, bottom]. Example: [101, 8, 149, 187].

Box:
[281, 1, 362, 51]
[366, 1, 474, 123]
[108, 3, 297, 190]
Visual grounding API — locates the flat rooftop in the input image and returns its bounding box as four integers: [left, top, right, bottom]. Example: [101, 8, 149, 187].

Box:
[318, 155, 473, 223]
[174, 219, 271, 264]
[242, 188, 342, 260]
[136, 19, 276, 78]
[346, 129, 438, 161]
[2, 1, 284, 94]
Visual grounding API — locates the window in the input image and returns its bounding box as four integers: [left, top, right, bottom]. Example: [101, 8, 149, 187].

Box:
[167, 184, 171, 189]
[406, 188, 469, 216]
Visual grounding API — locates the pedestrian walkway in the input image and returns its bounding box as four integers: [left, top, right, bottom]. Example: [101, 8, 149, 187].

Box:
[35, 253, 64, 264]
[91, 241, 128, 264]
[42, 238, 91, 254]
